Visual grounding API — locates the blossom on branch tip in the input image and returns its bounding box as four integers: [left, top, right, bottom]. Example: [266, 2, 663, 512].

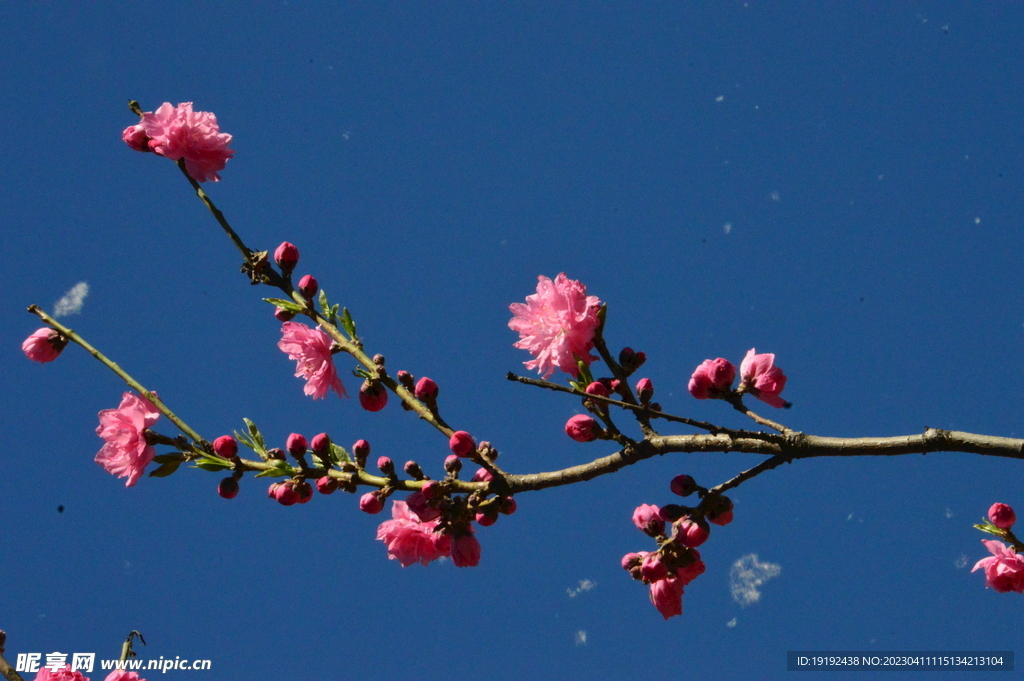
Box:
[739, 348, 789, 408]
[565, 414, 601, 442]
[95, 391, 161, 487]
[277, 322, 347, 400]
[508, 273, 602, 379]
[989, 503, 1016, 530]
[636, 377, 654, 403]
[134, 102, 234, 182]
[22, 327, 68, 363]
[972, 540, 1024, 593]
[688, 358, 736, 400]
[632, 504, 665, 537]
[376, 500, 451, 567]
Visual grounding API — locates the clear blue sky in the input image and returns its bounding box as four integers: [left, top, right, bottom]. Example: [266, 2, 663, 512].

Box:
[4, 4, 1023, 680]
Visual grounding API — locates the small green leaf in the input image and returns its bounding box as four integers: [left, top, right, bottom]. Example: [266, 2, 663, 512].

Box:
[152, 454, 184, 464]
[318, 289, 330, 315]
[341, 307, 357, 339]
[194, 457, 233, 471]
[254, 460, 295, 478]
[330, 443, 351, 464]
[264, 298, 305, 313]
[149, 460, 182, 478]
[575, 359, 594, 386]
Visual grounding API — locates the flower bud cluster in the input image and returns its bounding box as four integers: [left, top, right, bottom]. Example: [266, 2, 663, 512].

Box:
[687, 349, 790, 408]
[622, 474, 734, 618]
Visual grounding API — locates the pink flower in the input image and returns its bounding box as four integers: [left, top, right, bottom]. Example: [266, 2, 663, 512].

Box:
[632, 503, 665, 537]
[34, 666, 89, 681]
[739, 348, 789, 408]
[989, 503, 1017, 530]
[973, 540, 1024, 593]
[688, 358, 736, 399]
[277, 322, 347, 399]
[95, 391, 161, 487]
[274, 241, 300, 274]
[565, 414, 601, 442]
[451, 532, 482, 567]
[508, 273, 602, 379]
[137, 102, 234, 182]
[376, 500, 451, 567]
[649, 573, 685, 620]
[414, 376, 439, 400]
[22, 327, 68, 363]
[677, 551, 706, 585]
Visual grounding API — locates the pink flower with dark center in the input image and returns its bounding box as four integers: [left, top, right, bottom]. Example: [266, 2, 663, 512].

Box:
[22, 327, 68, 363]
[649, 573, 685, 620]
[376, 500, 451, 567]
[739, 348, 789, 408]
[973, 540, 1024, 593]
[508, 273, 602, 379]
[95, 391, 161, 487]
[688, 358, 736, 400]
[137, 102, 234, 182]
[277, 322, 347, 400]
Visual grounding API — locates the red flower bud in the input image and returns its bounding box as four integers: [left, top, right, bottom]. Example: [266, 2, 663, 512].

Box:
[213, 435, 238, 458]
[274, 242, 300, 274]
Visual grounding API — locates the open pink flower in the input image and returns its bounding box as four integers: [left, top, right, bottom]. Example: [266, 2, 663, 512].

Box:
[95, 392, 161, 487]
[739, 348, 789, 408]
[508, 273, 602, 379]
[277, 322, 347, 399]
[22, 327, 68, 363]
[136, 102, 234, 182]
[376, 500, 451, 567]
[973, 540, 1024, 593]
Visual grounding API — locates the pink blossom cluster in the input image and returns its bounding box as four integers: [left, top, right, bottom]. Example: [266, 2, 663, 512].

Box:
[623, 475, 734, 618]
[688, 348, 789, 408]
[123, 102, 234, 182]
[376, 500, 454, 567]
[94, 392, 162, 487]
[509, 273, 602, 379]
[277, 321, 347, 399]
[973, 503, 1024, 593]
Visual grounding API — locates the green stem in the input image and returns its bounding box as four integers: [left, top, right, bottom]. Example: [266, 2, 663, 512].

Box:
[26, 305, 207, 447]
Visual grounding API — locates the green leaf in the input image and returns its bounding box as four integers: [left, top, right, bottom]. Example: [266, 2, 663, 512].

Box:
[263, 298, 305, 313]
[194, 456, 234, 471]
[149, 460, 182, 478]
[341, 307, 357, 339]
[330, 443, 351, 464]
[318, 289, 330, 315]
[152, 454, 184, 464]
[254, 460, 295, 478]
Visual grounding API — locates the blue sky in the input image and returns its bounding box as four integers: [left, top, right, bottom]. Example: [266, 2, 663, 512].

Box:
[4, 4, 1023, 680]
